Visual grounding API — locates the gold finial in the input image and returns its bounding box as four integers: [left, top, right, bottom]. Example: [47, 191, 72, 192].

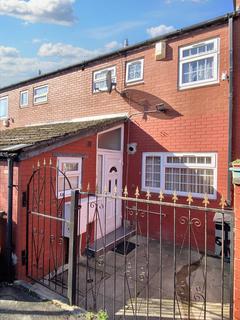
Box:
[159, 190, 164, 202]
[37, 160, 40, 168]
[203, 194, 209, 208]
[172, 191, 178, 203]
[113, 184, 118, 196]
[123, 185, 128, 197]
[219, 195, 226, 210]
[135, 186, 140, 198]
[87, 183, 90, 193]
[49, 158, 52, 166]
[146, 189, 151, 200]
[43, 158, 46, 166]
[187, 193, 193, 205]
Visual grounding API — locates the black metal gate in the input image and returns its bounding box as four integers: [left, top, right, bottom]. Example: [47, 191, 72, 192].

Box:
[26, 163, 234, 319]
[26, 162, 74, 300]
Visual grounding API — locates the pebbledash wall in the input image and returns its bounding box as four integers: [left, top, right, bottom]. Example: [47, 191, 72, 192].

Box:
[0, 11, 239, 292]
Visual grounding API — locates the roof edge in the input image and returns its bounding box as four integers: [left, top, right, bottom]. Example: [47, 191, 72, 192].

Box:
[0, 11, 238, 93]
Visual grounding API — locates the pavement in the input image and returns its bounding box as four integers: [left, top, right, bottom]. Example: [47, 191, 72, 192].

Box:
[0, 283, 84, 320]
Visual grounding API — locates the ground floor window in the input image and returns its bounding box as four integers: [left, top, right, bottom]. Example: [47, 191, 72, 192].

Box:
[142, 152, 217, 198]
[57, 157, 82, 197]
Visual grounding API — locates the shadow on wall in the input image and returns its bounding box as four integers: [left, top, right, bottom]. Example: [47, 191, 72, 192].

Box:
[121, 88, 182, 120]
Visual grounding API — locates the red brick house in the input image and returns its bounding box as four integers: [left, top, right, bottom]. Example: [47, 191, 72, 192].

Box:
[0, 3, 239, 284]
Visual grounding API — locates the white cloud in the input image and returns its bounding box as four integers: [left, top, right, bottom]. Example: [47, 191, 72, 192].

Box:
[0, 0, 76, 26]
[38, 41, 121, 60]
[87, 21, 146, 39]
[0, 44, 66, 87]
[0, 46, 19, 57]
[0, 41, 122, 87]
[104, 41, 120, 50]
[146, 24, 175, 38]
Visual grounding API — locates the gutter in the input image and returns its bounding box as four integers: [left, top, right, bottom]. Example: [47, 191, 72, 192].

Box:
[228, 17, 234, 203]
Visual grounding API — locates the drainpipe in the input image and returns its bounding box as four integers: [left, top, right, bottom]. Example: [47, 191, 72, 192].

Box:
[6, 157, 14, 282]
[227, 16, 233, 203]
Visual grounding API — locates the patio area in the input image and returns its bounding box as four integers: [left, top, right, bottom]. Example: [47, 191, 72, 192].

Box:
[47, 235, 230, 319]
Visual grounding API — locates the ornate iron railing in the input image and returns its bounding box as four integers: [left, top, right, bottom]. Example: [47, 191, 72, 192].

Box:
[26, 163, 234, 319]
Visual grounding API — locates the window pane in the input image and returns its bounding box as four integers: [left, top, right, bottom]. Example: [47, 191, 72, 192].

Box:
[144, 156, 161, 188]
[94, 68, 116, 91]
[127, 61, 142, 81]
[62, 162, 79, 172]
[98, 128, 121, 150]
[34, 86, 48, 96]
[59, 176, 79, 192]
[165, 167, 214, 195]
[0, 98, 7, 118]
[20, 92, 28, 106]
[182, 57, 214, 84]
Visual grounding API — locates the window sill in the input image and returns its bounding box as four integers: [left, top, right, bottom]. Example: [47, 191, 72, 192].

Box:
[178, 80, 220, 91]
[125, 80, 144, 87]
[34, 101, 48, 106]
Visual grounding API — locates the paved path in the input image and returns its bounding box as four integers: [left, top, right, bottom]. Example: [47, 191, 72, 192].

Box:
[0, 284, 82, 320]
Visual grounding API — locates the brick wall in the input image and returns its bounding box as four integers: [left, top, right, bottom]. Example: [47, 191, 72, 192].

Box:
[0, 22, 231, 131]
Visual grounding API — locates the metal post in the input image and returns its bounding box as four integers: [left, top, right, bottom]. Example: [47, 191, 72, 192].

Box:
[67, 189, 79, 306]
[6, 158, 14, 282]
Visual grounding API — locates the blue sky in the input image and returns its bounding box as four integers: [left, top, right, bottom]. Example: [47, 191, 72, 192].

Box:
[0, 0, 233, 87]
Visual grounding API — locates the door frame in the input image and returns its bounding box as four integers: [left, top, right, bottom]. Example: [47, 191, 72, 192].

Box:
[96, 124, 124, 193]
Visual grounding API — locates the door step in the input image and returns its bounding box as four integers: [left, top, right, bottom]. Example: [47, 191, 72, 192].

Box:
[86, 225, 135, 257]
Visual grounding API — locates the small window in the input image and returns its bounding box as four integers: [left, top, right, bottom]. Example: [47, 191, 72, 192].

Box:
[142, 152, 217, 198]
[179, 38, 219, 89]
[93, 66, 116, 92]
[126, 59, 144, 84]
[0, 96, 8, 119]
[33, 85, 48, 104]
[98, 127, 122, 151]
[20, 90, 28, 107]
[57, 157, 82, 197]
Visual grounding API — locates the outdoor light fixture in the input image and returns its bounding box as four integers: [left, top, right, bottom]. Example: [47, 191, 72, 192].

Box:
[156, 103, 167, 113]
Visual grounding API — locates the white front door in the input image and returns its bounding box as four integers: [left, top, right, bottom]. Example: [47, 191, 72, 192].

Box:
[96, 152, 123, 238]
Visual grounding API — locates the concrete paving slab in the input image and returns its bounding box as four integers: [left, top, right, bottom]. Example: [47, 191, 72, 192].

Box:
[0, 283, 84, 320]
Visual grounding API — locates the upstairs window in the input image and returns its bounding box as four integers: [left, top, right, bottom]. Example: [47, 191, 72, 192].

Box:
[20, 90, 28, 107]
[126, 59, 144, 84]
[57, 157, 82, 197]
[33, 85, 48, 104]
[179, 38, 219, 89]
[0, 96, 8, 119]
[93, 66, 116, 92]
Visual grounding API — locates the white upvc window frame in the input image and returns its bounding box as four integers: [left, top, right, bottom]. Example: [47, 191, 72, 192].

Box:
[0, 96, 8, 119]
[33, 85, 48, 104]
[20, 90, 29, 107]
[126, 58, 144, 84]
[93, 66, 116, 92]
[179, 38, 219, 89]
[57, 157, 82, 198]
[142, 152, 217, 199]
